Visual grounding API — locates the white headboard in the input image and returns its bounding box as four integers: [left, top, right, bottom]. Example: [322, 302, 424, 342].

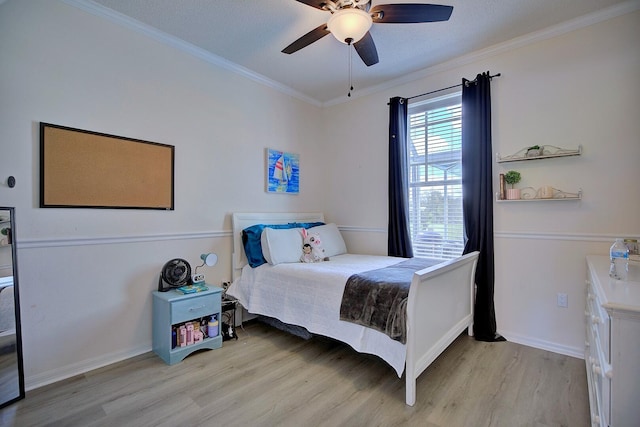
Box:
[231, 212, 325, 281]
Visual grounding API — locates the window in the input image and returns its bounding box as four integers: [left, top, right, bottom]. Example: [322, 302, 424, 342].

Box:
[407, 93, 463, 260]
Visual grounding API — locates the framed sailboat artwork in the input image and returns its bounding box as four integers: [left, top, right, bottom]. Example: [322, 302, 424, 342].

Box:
[266, 148, 300, 194]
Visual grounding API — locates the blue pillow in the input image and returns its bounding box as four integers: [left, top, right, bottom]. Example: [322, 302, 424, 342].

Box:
[242, 222, 324, 268]
[293, 222, 325, 230]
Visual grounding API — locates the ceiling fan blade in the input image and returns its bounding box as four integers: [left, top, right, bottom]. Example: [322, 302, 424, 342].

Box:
[282, 24, 330, 54]
[353, 32, 379, 66]
[294, 0, 328, 10]
[371, 4, 453, 23]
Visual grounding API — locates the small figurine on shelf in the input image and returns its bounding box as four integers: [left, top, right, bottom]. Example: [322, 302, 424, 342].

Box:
[526, 145, 543, 157]
[504, 170, 521, 200]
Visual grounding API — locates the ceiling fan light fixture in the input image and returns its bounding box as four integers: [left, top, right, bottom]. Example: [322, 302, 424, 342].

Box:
[327, 8, 373, 44]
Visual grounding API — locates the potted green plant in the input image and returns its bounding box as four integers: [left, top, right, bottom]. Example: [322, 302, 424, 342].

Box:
[504, 170, 521, 200]
[526, 145, 543, 157]
[0, 227, 10, 245]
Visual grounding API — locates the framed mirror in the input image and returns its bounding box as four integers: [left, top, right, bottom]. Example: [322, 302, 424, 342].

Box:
[0, 207, 25, 408]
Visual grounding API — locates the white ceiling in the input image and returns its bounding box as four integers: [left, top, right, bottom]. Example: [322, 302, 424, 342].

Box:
[71, 0, 637, 105]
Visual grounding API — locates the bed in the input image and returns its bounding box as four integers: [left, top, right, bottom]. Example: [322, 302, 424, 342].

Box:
[227, 212, 479, 406]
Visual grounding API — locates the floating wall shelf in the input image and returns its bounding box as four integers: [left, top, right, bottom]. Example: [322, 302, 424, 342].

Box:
[496, 145, 582, 163]
[496, 188, 582, 202]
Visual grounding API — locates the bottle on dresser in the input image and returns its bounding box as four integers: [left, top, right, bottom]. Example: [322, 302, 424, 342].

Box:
[609, 238, 629, 280]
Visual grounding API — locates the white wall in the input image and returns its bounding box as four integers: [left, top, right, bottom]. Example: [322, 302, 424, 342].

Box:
[0, 0, 326, 389]
[323, 10, 640, 356]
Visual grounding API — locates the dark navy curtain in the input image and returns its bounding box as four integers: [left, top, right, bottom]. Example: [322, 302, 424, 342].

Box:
[461, 73, 504, 342]
[388, 97, 413, 258]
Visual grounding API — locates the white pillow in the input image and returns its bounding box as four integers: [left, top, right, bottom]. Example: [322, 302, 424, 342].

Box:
[311, 223, 347, 257]
[261, 227, 303, 265]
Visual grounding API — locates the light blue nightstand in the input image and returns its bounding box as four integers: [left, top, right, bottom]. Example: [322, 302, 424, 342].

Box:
[152, 286, 222, 365]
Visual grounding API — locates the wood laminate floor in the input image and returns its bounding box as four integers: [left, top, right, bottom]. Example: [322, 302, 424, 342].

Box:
[0, 321, 589, 427]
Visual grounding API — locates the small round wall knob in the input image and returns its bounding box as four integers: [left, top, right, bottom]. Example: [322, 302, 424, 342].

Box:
[7, 176, 15, 188]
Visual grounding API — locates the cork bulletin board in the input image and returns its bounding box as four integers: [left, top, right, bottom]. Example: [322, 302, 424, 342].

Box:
[40, 123, 174, 209]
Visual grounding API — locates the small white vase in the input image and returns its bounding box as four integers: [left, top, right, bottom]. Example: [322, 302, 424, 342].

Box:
[539, 186, 554, 199]
[505, 188, 521, 200]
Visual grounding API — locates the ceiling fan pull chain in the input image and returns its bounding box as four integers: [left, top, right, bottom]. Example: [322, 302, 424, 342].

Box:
[347, 38, 353, 97]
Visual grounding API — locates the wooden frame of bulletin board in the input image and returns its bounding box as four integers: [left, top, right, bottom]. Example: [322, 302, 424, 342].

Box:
[40, 122, 174, 210]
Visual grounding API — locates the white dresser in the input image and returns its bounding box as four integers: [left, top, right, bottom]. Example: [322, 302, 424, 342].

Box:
[585, 256, 640, 427]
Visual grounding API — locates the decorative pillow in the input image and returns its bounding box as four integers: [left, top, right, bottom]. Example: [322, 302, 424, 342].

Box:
[293, 221, 325, 230]
[309, 223, 347, 257]
[242, 221, 324, 268]
[261, 227, 304, 265]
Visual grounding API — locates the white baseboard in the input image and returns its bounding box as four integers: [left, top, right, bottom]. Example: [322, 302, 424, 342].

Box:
[25, 343, 151, 391]
[499, 329, 584, 359]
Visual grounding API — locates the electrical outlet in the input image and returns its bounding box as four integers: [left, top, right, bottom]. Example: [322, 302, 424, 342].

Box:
[557, 293, 568, 308]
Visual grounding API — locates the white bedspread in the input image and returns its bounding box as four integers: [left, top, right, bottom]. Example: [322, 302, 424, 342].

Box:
[227, 254, 408, 376]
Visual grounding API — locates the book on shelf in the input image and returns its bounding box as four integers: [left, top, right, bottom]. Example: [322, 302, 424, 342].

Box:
[175, 283, 209, 294]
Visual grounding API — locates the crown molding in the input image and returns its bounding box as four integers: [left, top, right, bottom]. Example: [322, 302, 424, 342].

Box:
[61, 0, 322, 107]
[62, 0, 639, 109]
[322, 0, 640, 106]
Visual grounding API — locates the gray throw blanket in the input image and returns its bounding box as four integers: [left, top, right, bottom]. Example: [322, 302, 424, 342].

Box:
[339, 258, 442, 344]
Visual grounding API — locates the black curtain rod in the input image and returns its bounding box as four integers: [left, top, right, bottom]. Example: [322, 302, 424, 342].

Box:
[405, 72, 501, 101]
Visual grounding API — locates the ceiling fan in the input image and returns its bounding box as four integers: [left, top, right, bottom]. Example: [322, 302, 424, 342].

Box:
[282, 0, 453, 66]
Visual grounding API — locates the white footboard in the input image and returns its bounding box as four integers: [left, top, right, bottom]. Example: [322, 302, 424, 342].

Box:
[404, 251, 479, 406]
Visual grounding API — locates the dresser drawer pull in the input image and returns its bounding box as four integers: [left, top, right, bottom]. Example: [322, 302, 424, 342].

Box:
[188, 305, 206, 312]
[587, 293, 594, 301]
[605, 367, 613, 379]
[591, 315, 601, 325]
[592, 363, 602, 375]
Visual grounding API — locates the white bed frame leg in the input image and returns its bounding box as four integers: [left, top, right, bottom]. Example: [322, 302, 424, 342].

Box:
[406, 376, 416, 406]
[468, 282, 476, 337]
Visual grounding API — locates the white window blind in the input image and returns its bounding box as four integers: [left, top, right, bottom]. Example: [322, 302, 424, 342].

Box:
[407, 93, 463, 260]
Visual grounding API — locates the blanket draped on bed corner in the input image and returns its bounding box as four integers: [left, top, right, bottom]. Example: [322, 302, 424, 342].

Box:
[339, 258, 442, 344]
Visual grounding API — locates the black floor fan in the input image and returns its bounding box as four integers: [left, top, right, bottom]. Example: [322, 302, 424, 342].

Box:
[158, 258, 191, 292]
